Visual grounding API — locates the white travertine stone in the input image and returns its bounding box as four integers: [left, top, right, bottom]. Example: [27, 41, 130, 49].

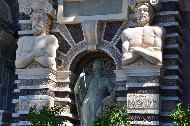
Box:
[122, 65, 163, 76]
[19, 85, 50, 89]
[19, 95, 49, 100]
[16, 68, 56, 80]
[82, 20, 99, 51]
[15, 10, 59, 70]
[57, 0, 129, 23]
[60, 112, 78, 119]
[129, 0, 162, 11]
[14, 80, 20, 84]
[126, 82, 160, 87]
[18, 0, 56, 19]
[127, 94, 159, 114]
[53, 88, 73, 92]
[121, 2, 166, 66]
[19, 99, 49, 110]
[19, 121, 30, 125]
[12, 113, 19, 118]
[13, 89, 20, 93]
[12, 99, 20, 103]
[56, 71, 77, 84]
[114, 70, 127, 81]
[130, 121, 159, 125]
[116, 97, 127, 102]
[54, 97, 75, 105]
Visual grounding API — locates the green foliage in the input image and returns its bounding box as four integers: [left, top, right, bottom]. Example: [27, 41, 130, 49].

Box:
[26, 106, 64, 126]
[93, 105, 130, 126]
[170, 103, 190, 126]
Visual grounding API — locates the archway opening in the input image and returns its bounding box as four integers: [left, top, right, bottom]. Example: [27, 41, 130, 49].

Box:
[70, 50, 116, 78]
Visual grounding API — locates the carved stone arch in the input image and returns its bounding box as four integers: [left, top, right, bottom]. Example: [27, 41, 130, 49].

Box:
[69, 49, 116, 77]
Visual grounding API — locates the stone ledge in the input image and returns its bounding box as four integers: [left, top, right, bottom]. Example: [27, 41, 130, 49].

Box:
[54, 97, 75, 105]
[127, 83, 160, 87]
[163, 75, 182, 83]
[13, 89, 20, 93]
[159, 22, 182, 34]
[59, 112, 78, 120]
[163, 54, 182, 64]
[19, 95, 49, 100]
[130, 121, 159, 125]
[161, 123, 174, 126]
[164, 65, 183, 75]
[161, 96, 182, 102]
[155, 11, 182, 24]
[161, 86, 182, 93]
[12, 113, 19, 118]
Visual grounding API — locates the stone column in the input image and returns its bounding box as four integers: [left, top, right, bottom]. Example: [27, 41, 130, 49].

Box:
[115, 64, 163, 126]
[12, 68, 56, 126]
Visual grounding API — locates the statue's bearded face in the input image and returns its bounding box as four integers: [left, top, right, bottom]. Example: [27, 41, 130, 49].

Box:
[136, 4, 153, 26]
[31, 12, 47, 36]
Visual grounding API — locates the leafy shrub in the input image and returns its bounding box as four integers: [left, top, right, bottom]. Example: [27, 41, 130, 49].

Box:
[170, 103, 190, 126]
[26, 106, 64, 126]
[93, 105, 130, 126]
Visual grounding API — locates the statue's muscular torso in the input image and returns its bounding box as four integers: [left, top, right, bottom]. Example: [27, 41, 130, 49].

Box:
[121, 25, 165, 65]
[123, 26, 164, 49]
[16, 35, 58, 69]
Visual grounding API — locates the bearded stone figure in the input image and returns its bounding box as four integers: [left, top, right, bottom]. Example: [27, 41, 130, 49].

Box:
[121, 2, 166, 65]
[74, 61, 114, 126]
[15, 10, 59, 70]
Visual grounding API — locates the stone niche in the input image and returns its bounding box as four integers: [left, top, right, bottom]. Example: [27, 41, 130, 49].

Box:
[57, 0, 129, 23]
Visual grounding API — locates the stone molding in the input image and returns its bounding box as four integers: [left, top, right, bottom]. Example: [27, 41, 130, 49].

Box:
[16, 68, 57, 80]
[57, 0, 129, 23]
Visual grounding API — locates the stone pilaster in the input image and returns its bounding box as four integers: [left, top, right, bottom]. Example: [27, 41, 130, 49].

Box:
[115, 65, 163, 126]
[12, 68, 56, 126]
[12, 69, 79, 126]
[55, 71, 79, 126]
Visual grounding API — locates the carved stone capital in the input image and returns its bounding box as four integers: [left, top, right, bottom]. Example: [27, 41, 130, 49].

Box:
[18, 0, 56, 19]
[129, 0, 162, 11]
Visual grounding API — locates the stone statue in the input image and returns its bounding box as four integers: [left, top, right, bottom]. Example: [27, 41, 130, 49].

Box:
[121, 2, 166, 65]
[15, 10, 59, 69]
[74, 61, 114, 126]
